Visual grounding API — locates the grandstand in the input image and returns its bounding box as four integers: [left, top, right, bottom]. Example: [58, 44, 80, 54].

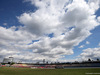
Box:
[1, 57, 100, 69]
[3, 57, 13, 64]
[11, 64, 32, 68]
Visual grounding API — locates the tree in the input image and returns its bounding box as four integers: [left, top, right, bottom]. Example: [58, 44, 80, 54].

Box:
[97, 58, 99, 61]
[88, 58, 91, 62]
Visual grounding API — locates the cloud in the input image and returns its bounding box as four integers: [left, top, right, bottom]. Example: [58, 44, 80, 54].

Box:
[98, 42, 100, 46]
[0, 0, 100, 62]
[0, 26, 37, 62]
[79, 47, 100, 60]
[88, 0, 100, 11]
[78, 41, 89, 49]
[97, 16, 100, 22]
[86, 41, 90, 44]
[3, 23, 7, 26]
[79, 45, 85, 48]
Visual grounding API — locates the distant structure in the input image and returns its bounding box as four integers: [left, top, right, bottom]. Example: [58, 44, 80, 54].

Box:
[0, 63, 2, 67]
[43, 59, 45, 64]
[3, 57, 14, 64]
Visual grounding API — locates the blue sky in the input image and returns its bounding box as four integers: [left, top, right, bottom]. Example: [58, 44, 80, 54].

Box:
[0, 0, 37, 28]
[0, 0, 100, 63]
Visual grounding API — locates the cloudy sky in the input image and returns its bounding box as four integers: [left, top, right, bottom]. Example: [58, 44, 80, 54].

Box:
[0, 0, 100, 63]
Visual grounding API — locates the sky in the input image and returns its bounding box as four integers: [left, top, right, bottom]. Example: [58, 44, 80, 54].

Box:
[0, 0, 100, 63]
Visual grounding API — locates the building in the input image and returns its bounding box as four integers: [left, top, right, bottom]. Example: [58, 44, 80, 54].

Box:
[3, 57, 13, 64]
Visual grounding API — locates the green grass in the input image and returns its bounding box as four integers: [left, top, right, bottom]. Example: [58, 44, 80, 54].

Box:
[0, 67, 100, 75]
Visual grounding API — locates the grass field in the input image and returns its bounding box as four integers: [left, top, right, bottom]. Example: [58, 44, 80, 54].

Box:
[0, 67, 100, 75]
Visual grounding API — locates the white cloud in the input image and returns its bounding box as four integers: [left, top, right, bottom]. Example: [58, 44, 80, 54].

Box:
[97, 16, 100, 22]
[88, 0, 100, 12]
[98, 42, 100, 46]
[3, 23, 7, 26]
[0, 0, 100, 62]
[79, 45, 85, 48]
[79, 47, 100, 61]
[86, 41, 90, 44]
[0, 26, 37, 62]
